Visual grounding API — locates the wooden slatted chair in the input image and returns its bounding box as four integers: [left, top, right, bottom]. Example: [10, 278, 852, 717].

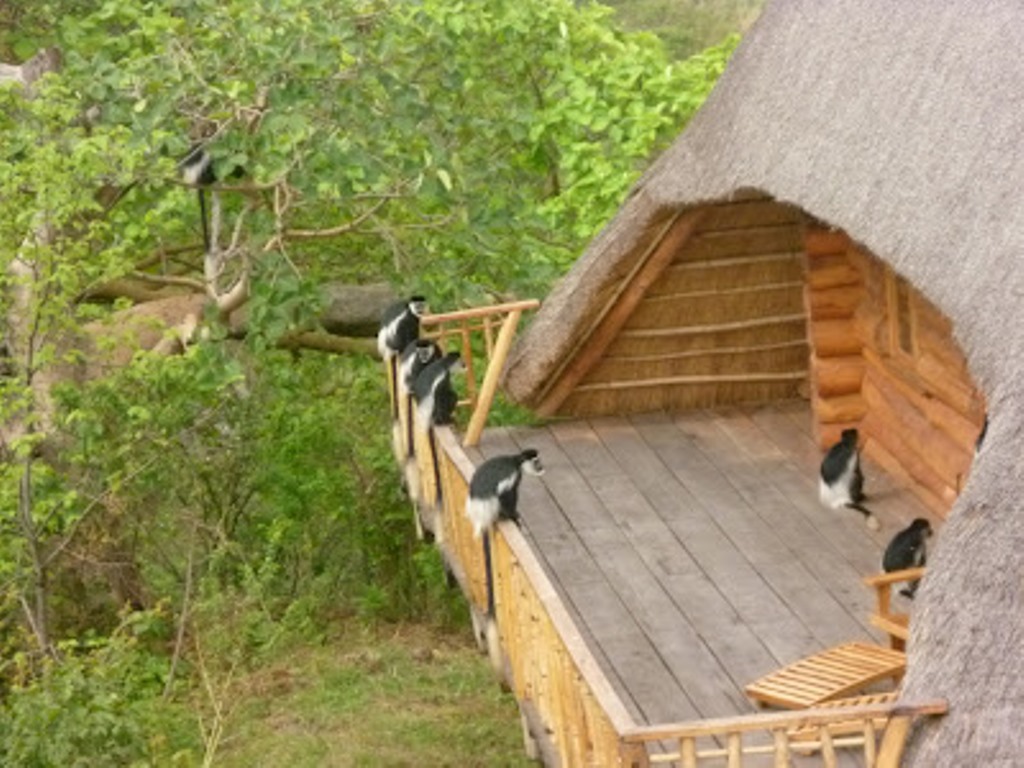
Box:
[744, 642, 906, 709]
[863, 566, 925, 651]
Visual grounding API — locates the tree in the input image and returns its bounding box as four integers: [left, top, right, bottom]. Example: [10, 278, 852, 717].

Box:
[0, 0, 733, 736]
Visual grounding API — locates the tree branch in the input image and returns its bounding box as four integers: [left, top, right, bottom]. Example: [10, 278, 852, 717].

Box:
[283, 194, 392, 239]
[130, 272, 207, 292]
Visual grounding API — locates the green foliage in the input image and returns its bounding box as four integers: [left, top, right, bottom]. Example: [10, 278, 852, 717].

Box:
[36, 0, 734, 305]
[0, 0, 742, 758]
[0, 613, 198, 767]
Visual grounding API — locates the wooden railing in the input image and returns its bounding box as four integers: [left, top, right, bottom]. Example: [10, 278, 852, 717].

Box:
[619, 698, 948, 767]
[420, 299, 540, 446]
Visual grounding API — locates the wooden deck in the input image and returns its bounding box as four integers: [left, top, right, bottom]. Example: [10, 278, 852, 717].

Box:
[468, 401, 934, 728]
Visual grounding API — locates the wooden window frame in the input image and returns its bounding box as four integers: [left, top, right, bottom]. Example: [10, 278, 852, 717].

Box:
[885, 270, 918, 358]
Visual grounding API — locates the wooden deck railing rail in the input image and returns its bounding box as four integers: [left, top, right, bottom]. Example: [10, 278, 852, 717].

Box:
[620, 698, 948, 767]
[420, 299, 540, 446]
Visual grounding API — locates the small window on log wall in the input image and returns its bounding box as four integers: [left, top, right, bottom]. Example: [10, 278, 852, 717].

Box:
[889, 273, 916, 356]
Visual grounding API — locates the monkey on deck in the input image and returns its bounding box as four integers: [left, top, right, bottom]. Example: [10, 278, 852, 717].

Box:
[883, 517, 932, 598]
[466, 450, 545, 539]
[819, 428, 880, 530]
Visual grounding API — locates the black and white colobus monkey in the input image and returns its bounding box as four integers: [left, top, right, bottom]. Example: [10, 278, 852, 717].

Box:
[466, 449, 545, 538]
[819, 428, 880, 530]
[882, 517, 932, 598]
[412, 351, 464, 429]
[393, 339, 442, 474]
[399, 338, 442, 396]
[179, 144, 217, 253]
[377, 296, 427, 361]
[378, 296, 427, 421]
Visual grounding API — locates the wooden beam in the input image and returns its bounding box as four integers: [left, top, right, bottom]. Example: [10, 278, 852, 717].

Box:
[462, 309, 522, 447]
[536, 209, 705, 416]
[875, 715, 912, 768]
[641, 279, 803, 303]
[671, 251, 801, 271]
[605, 338, 808, 363]
[618, 313, 806, 339]
[421, 298, 540, 326]
[573, 371, 807, 392]
[620, 699, 948, 743]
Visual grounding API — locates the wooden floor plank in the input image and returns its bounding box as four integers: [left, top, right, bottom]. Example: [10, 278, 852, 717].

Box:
[550, 421, 756, 717]
[629, 413, 821, 663]
[671, 410, 872, 649]
[482, 427, 700, 724]
[588, 417, 787, 687]
[695, 409, 881, 639]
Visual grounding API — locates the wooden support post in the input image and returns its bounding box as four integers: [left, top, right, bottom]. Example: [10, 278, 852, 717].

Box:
[463, 309, 522, 447]
[863, 720, 878, 766]
[875, 715, 911, 768]
[620, 741, 651, 768]
[727, 732, 742, 768]
[772, 729, 789, 768]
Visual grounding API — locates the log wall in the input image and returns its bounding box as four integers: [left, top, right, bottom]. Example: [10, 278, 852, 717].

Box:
[804, 227, 986, 516]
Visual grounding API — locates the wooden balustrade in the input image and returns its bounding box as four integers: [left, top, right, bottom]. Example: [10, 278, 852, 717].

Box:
[490, 521, 633, 766]
[420, 299, 540, 446]
[434, 427, 489, 615]
[620, 698, 948, 768]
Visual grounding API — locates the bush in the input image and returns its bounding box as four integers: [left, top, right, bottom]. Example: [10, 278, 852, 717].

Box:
[0, 614, 198, 767]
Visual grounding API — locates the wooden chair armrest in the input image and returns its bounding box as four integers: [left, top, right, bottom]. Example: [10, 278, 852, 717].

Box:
[870, 612, 910, 641]
[863, 567, 926, 588]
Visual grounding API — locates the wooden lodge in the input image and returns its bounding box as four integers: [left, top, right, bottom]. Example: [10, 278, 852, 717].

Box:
[384, 1, 1024, 765]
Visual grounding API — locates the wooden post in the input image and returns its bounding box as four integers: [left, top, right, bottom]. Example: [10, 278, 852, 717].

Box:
[620, 741, 650, 768]
[863, 720, 878, 766]
[727, 732, 742, 768]
[463, 309, 522, 447]
[681, 737, 698, 768]
[875, 715, 911, 768]
[772, 729, 789, 768]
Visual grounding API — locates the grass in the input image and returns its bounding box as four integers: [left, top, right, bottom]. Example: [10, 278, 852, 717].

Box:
[212, 623, 534, 768]
[602, 0, 764, 60]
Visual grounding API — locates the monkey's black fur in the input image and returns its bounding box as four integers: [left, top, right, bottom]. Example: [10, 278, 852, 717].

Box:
[412, 351, 462, 428]
[883, 517, 932, 598]
[378, 296, 427, 421]
[377, 296, 426, 361]
[179, 145, 217, 253]
[466, 450, 544, 538]
[399, 339, 442, 394]
[819, 428, 878, 529]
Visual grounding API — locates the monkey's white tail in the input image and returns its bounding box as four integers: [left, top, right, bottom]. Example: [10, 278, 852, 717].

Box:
[466, 497, 499, 539]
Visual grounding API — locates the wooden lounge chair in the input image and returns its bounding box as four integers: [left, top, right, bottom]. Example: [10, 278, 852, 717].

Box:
[744, 642, 906, 709]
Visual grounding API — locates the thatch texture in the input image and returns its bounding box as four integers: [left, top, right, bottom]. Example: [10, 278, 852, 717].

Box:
[504, 0, 1024, 762]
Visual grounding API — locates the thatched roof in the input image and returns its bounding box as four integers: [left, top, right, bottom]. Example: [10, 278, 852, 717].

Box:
[504, 0, 1024, 763]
